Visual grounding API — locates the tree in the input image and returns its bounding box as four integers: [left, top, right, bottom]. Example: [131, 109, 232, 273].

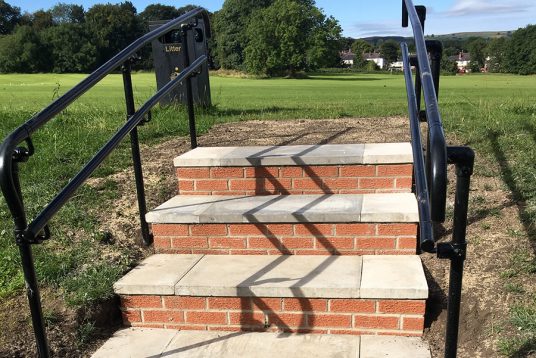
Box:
[31, 10, 54, 30]
[351, 39, 372, 55]
[486, 37, 509, 73]
[440, 52, 458, 74]
[0, 0, 20, 34]
[213, 0, 273, 70]
[379, 40, 399, 65]
[42, 23, 96, 72]
[0, 25, 51, 72]
[140, 4, 181, 22]
[50, 3, 84, 24]
[505, 25, 536, 75]
[244, 0, 341, 76]
[85, 2, 144, 67]
[467, 37, 487, 68]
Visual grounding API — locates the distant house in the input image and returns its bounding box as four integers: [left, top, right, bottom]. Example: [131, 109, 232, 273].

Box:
[389, 61, 404, 71]
[363, 52, 385, 69]
[340, 50, 355, 66]
[449, 52, 471, 72]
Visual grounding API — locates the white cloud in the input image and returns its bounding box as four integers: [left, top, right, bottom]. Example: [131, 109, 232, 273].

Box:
[350, 21, 411, 37]
[448, 0, 530, 16]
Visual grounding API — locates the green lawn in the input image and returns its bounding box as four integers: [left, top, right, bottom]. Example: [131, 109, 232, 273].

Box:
[0, 71, 534, 352]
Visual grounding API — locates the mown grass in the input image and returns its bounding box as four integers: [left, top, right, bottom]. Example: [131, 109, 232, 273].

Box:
[0, 72, 535, 353]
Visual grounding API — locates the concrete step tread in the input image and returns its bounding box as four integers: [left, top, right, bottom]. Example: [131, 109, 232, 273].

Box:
[92, 328, 431, 358]
[114, 254, 428, 299]
[174, 143, 412, 167]
[146, 193, 418, 224]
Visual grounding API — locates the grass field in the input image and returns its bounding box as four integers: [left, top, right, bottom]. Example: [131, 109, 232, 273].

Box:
[0, 72, 535, 354]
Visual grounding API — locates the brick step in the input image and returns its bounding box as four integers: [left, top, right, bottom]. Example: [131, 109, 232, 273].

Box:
[174, 143, 413, 195]
[92, 329, 431, 357]
[147, 193, 419, 255]
[114, 255, 428, 336]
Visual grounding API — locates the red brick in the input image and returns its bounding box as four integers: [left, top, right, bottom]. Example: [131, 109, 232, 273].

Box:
[245, 167, 280, 178]
[303, 166, 339, 177]
[178, 180, 194, 191]
[258, 178, 292, 191]
[309, 314, 352, 328]
[268, 313, 306, 328]
[340, 165, 376, 177]
[190, 224, 227, 236]
[397, 237, 417, 249]
[378, 300, 425, 314]
[209, 237, 246, 249]
[356, 238, 396, 249]
[354, 315, 399, 329]
[402, 317, 425, 331]
[252, 297, 282, 312]
[316, 237, 354, 249]
[212, 191, 248, 195]
[208, 297, 250, 310]
[284, 298, 327, 312]
[377, 164, 413, 177]
[229, 179, 258, 191]
[153, 236, 171, 249]
[121, 296, 162, 309]
[152, 224, 189, 236]
[211, 167, 244, 178]
[191, 249, 230, 255]
[230, 249, 270, 255]
[293, 178, 324, 190]
[171, 237, 208, 248]
[281, 167, 303, 177]
[185, 311, 227, 325]
[143, 310, 184, 323]
[329, 299, 375, 313]
[295, 223, 333, 236]
[323, 178, 359, 190]
[359, 178, 395, 189]
[377, 224, 417, 236]
[132, 323, 164, 329]
[229, 311, 265, 326]
[248, 237, 280, 249]
[177, 167, 210, 179]
[396, 177, 413, 189]
[264, 224, 293, 236]
[282, 237, 314, 249]
[122, 310, 141, 323]
[196, 179, 228, 191]
[164, 297, 206, 310]
[229, 224, 265, 236]
[335, 224, 375, 236]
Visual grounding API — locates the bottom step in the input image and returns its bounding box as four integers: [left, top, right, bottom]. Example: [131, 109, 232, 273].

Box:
[92, 328, 431, 358]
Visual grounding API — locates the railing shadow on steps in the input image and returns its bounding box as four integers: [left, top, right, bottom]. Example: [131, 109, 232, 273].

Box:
[402, 1, 475, 357]
[0, 8, 211, 357]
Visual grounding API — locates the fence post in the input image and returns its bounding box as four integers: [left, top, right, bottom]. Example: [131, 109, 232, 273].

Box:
[121, 60, 152, 246]
[181, 24, 198, 149]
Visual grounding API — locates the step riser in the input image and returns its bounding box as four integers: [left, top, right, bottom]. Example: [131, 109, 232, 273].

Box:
[121, 295, 425, 336]
[153, 223, 417, 255]
[176, 164, 413, 195]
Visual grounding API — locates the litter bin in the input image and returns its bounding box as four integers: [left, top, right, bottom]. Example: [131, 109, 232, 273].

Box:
[149, 19, 211, 107]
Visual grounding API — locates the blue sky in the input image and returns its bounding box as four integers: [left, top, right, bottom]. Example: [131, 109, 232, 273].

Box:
[9, 0, 536, 38]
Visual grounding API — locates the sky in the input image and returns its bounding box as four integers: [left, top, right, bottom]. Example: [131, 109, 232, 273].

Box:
[9, 0, 536, 38]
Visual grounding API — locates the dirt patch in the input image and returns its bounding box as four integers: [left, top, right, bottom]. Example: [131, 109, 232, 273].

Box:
[2, 117, 533, 357]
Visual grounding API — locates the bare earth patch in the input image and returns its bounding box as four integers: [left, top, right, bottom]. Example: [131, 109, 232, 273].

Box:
[2, 117, 533, 357]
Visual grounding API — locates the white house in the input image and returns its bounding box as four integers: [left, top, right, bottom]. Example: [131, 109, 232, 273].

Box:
[363, 52, 385, 69]
[340, 50, 355, 66]
[448, 52, 471, 72]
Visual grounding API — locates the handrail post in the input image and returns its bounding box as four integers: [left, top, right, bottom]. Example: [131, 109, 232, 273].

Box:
[427, 40, 443, 99]
[11, 157, 50, 357]
[414, 6, 426, 115]
[438, 146, 475, 358]
[181, 24, 198, 149]
[121, 60, 152, 246]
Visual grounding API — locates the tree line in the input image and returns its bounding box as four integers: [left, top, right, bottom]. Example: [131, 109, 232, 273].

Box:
[0, 0, 534, 75]
[0, 0, 342, 76]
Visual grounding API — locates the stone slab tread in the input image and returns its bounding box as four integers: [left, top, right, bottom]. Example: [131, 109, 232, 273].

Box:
[92, 328, 431, 357]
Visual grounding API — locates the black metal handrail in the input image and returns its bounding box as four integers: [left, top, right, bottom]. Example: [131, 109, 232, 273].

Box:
[0, 8, 210, 357]
[401, 2, 475, 358]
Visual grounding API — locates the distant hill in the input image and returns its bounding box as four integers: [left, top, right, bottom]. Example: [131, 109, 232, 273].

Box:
[359, 31, 512, 44]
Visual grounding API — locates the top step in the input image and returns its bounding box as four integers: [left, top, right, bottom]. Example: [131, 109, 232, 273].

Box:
[174, 143, 413, 167]
[175, 144, 413, 196]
